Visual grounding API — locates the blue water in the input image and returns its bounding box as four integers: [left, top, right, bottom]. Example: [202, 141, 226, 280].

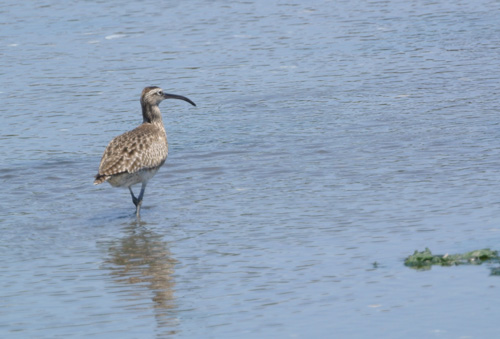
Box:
[2, 0, 500, 337]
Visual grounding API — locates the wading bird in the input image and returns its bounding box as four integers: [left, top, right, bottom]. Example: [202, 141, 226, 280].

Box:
[94, 86, 196, 217]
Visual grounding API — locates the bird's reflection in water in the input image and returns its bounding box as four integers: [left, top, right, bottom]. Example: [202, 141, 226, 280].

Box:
[104, 220, 178, 335]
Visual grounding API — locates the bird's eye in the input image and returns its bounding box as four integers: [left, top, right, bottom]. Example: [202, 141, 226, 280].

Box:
[158, 91, 163, 96]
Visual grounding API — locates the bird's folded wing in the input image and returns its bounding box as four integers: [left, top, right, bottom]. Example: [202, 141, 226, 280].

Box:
[97, 125, 168, 176]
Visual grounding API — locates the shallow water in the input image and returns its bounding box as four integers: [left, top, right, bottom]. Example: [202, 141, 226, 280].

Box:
[2, 0, 500, 337]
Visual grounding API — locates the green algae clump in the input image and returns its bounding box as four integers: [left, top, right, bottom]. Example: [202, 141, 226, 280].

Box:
[405, 248, 499, 270]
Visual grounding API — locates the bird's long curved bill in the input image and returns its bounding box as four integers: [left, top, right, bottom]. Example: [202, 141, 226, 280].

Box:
[163, 93, 196, 106]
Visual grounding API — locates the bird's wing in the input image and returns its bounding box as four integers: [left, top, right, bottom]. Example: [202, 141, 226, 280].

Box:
[96, 124, 168, 177]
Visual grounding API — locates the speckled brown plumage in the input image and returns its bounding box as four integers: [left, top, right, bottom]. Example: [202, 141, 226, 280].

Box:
[94, 86, 196, 217]
[94, 123, 168, 185]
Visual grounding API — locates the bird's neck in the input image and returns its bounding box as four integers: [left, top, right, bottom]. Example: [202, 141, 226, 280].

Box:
[141, 104, 163, 124]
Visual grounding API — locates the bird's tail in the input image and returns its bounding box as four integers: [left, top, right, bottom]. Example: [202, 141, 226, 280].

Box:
[94, 174, 109, 185]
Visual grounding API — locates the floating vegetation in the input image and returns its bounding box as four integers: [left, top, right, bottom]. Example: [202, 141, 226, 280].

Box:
[405, 248, 500, 274]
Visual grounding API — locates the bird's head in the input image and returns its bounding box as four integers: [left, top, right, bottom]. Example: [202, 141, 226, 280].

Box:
[141, 86, 196, 107]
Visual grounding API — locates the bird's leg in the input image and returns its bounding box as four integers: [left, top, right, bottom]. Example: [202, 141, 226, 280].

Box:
[129, 187, 139, 206]
[137, 181, 147, 202]
[135, 200, 142, 218]
[135, 182, 148, 218]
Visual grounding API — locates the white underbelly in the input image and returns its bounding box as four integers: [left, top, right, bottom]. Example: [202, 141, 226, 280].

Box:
[107, 167, 160, 187]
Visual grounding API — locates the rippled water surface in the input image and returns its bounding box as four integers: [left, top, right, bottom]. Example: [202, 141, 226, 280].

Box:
[2, 0, 500, 337]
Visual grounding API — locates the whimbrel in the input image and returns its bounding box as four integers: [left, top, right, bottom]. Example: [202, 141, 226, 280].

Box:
[94, 86, 196, 217]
